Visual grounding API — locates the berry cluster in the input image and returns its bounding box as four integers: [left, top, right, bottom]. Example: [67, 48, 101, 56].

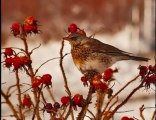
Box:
[61, 94, 87, 110]
[138, 65, 156, 88]
[81, 68, 117, 93]
[3, 48, 32, 70]
[32, 74, 52, 89]
[43, 102, 60, 115]
[11, 16, 39, 36]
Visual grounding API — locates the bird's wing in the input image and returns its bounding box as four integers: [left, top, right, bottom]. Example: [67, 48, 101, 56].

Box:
[84, 37, 133, 56]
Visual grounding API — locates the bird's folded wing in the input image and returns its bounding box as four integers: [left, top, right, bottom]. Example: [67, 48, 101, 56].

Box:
[86, 38, 133, 56]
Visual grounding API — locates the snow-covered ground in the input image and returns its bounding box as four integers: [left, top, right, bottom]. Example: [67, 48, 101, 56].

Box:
[1, 26, 155, 120]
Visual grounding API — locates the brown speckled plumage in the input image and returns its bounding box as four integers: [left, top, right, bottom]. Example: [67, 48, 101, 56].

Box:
[63, 33, 150, 74]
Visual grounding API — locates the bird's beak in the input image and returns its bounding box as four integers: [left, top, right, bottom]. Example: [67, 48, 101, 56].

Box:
[63, 36, 70, 41]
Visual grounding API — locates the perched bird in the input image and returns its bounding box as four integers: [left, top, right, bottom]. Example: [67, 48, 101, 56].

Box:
[63, 32, 149, 74]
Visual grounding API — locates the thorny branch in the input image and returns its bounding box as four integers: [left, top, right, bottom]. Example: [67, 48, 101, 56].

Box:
[1, 90, 20, 119]
[32, 84, 43, 120]
[20, 29, 42, 120]
[106, 81, 144, 119]
[77, 85, 93, 120]
[15, 70, 23, 119]
[102, 75, 139, 113]
[60, 40, 74, 119]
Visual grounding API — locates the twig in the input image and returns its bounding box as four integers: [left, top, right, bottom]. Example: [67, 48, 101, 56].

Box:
[1, 90, 20, 119]
[32, 84, 43, 120]
[116, 110, 134, 113]
[1, 101, 7, 104]
[34, 53, 70, 75]
[60, 40, 74, 119]
[65, 104, 72, 119]
[87, 109, 96, 120]
[96, 90, 104, 120]
[103, 75, 139, 113]
[16, 87, 32, 95]
[21, 29, 41, 120]
[6, 84, 23, 95]
[23, 66, 31, 76]
[30, 43, 41, 55]
[41, 91, 47, 103]
[15, 70, 23, 119]
[106, 81, 144, 119]
[139, 105, 145, 120]
[1, 114, 16, 118]
[77, 85, 93, 120]
[46, 87, 56, 102]
[107, 96, 118, 112]
[151, 110, 156, 120]
[59, 40, 71, 96]
[1, 82, 6, 84]
[61, 105, 68, 117]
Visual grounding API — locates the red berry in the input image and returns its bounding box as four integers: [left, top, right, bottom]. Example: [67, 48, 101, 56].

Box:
[138, 66, 148, 77]
[103, 73, 112, 81]
[81, 76, 86, 82]
[32, 78, 42, 88]
[121, 116, 134, 120]
[41, 74, 52, 85]
[5, 48, 13, 56]
[61, 96, 70, 105]
[53, 102, 60, 108]
[5, 58, 13, 68]
[68, 23, 78, 33]
[73, 94, 83, 105]
[24, 24, 38, 33]
[121, 116, 129, 120]
[24, 16, 37, 25]
[81, 76, 88, 86]
[93, 74, 102, 80]
[92, 78, 102, 87]
[13, 61, 21, 70]
[147, 74, 156, 83]
[129, 118, 134, 120]
[99, 82, 108, 91]
[12, 56, 21, 70]
[45, 103, 53, 113]
[149, 65, 156, 73]
[22, 94, 32, 108]
[104, 68, 113, 74]
[20, 56, 32, 66]
[103, 68, 113, 80]
[11, 23, 20, 36]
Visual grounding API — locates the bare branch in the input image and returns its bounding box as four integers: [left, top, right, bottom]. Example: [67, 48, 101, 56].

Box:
[1, 90, 20, 119]
[139, 105, 145, 120]
[34, 52, 70, 75]
[30, 44, 41, 55]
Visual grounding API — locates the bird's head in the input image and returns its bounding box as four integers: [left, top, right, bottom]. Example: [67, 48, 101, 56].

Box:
[63, 33, 85, 46]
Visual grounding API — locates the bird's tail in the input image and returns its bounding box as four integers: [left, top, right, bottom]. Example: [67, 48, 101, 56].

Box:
[128, 55, 150, 62]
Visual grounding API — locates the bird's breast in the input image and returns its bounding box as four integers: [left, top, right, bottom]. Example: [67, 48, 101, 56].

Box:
[71, 46, 113, 73]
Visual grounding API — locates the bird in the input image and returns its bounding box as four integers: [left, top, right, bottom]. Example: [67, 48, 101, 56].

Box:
[63, 32, 150, 74]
